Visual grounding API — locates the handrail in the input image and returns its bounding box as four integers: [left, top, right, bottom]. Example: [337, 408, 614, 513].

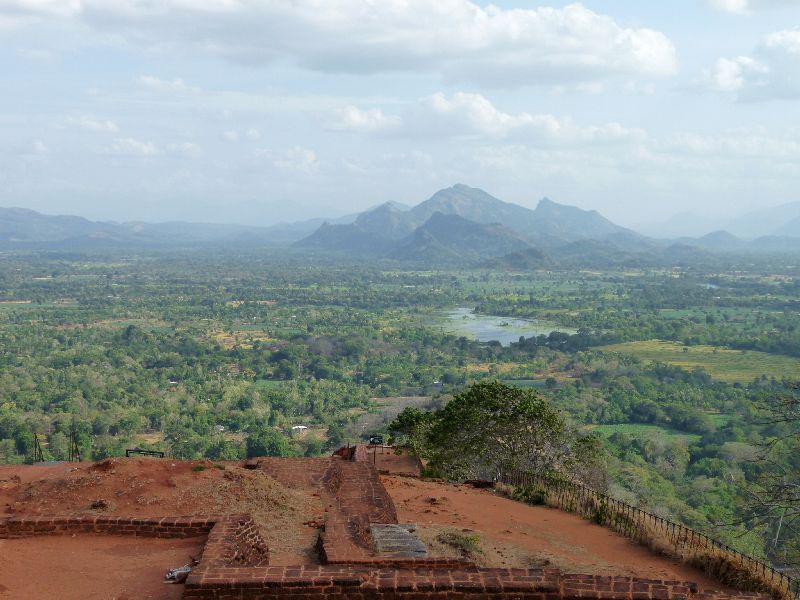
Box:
[498, 470, 798, 600]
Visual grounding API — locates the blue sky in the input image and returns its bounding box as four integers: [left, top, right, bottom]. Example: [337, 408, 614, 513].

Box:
[1, 0, 798, 227]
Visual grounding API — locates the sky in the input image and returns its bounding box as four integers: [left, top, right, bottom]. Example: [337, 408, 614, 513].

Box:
[0, 0, 799, 228]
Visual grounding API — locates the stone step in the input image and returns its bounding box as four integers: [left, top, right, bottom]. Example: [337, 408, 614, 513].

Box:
[370, 523, 428, 558]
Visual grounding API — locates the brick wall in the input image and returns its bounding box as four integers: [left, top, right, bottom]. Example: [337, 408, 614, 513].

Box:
[183, 564, 770, 600]
[0, 515, 216, 539]
[0, 454, 776, 600]
[319, 457, 399, 562]
[197, 514, 269, 570]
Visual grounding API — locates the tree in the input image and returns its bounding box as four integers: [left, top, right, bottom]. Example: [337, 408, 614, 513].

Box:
[394, 381, 605, 484]
[246, 428, 292, 458]
[746, 382, 800, 566]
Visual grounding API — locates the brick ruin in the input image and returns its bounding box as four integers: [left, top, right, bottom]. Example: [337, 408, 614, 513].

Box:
[0, 447, 773, 600]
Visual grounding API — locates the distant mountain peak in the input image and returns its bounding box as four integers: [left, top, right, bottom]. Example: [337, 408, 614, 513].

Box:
[701, 230, 740, 242]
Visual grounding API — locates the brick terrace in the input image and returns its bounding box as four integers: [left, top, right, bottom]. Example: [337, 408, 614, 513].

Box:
[0, 447, 773, 600]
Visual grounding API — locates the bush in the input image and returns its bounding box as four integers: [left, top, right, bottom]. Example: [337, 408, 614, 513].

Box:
[512, 485, 548, 506]
[436, 530, 482, 557]
[246, 428, 292, 458]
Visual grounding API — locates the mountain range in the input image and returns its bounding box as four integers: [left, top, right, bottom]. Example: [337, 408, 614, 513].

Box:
[295, 184, 639, 263]
[2, 185, 799, 266]
[640, 201, 800, 240]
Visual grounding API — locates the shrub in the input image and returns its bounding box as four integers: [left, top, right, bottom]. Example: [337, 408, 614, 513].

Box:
[512, 484, 548, 506]
[436, 530, 482, 557]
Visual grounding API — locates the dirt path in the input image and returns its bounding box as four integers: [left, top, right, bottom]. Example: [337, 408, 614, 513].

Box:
[0, 535, 206, 600]
[365, 447, 423, 476]
[383, 475, 727, 589]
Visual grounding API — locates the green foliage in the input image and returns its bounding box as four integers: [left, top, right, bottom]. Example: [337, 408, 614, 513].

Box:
[592, 498, 610, 525]
[393, 381, 606, 483]
[0, 250, 797, 567]
[246, 429, 293, 458]
[511, 485, 547, 505]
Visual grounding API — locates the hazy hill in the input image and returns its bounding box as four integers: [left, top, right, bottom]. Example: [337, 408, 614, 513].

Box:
[354, 202, 417, 240]
[407, 184, 540, 234]
[0, 206, 296, 246]
[0, 207, 124, 243]
[771, 214, 800, 238]
[6, 188, 800, 263]
[726, 201, 800, 239]
[293, 221, 394, 254]
[639, 201, 800, 240]
[480, 247, 552, 270]
[390, 212, 531, 264]
[407, 184, 633, 245]
[693, 230, 745, 250]
[636, 211, 721, 239]
[297, 184, 637, 255]
[530, 197, 632, 245]
[746, 235, 800, 252]
[0, 205, 371, 247]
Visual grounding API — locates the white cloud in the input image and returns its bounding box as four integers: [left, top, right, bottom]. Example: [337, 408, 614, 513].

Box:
[0, 0, 80, 27]
[703, 28, 800, 99]
[108, 137, 158, 156]
[663, 129, 800, 159]
[254, 146, 319, 174]
[1, 1, 677, 88]
[268, 146, 319, 174]
[708, 0, 797, 14]
[222, 128, 262, 142]
[167, 142, 201, 157]
[709, 0, 750, 13]
[703, 56, 768, 92]
[329, 106, 402, 133]
[764, 29, 800, 55]
[342, 93, 646, 146]
[67, 115, 119, 133]
[138, 75, 196, 93]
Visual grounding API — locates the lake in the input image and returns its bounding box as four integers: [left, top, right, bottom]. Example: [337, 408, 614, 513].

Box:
[442, 307, 576, 346]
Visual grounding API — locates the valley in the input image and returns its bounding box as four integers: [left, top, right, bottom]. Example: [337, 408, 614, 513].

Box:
[0, 184, 798, 576]
[0, 244, 797, 571]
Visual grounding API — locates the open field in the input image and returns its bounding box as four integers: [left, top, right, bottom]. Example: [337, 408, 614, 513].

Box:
[598, 340, 800, 383]
[503, 379, 548, 390]
[586, 423, 702, 444]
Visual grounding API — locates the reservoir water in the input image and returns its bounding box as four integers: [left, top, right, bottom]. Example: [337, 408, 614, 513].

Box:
[442, 307, 576, 346]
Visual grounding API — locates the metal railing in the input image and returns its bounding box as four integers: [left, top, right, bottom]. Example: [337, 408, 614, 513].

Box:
[498, 470, 798, 600]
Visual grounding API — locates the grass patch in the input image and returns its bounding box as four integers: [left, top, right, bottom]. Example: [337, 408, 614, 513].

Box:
[436, 529, 482, 557]
[502, 379, 547, 390]
[598, 340, 799, 383]
[587, 423, 702, 444]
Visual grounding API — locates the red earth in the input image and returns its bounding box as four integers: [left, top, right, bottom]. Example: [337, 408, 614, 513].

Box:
[0, 535, 206, 600]
[382, 474, 731, 591]
[0, 457, 739, 598]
